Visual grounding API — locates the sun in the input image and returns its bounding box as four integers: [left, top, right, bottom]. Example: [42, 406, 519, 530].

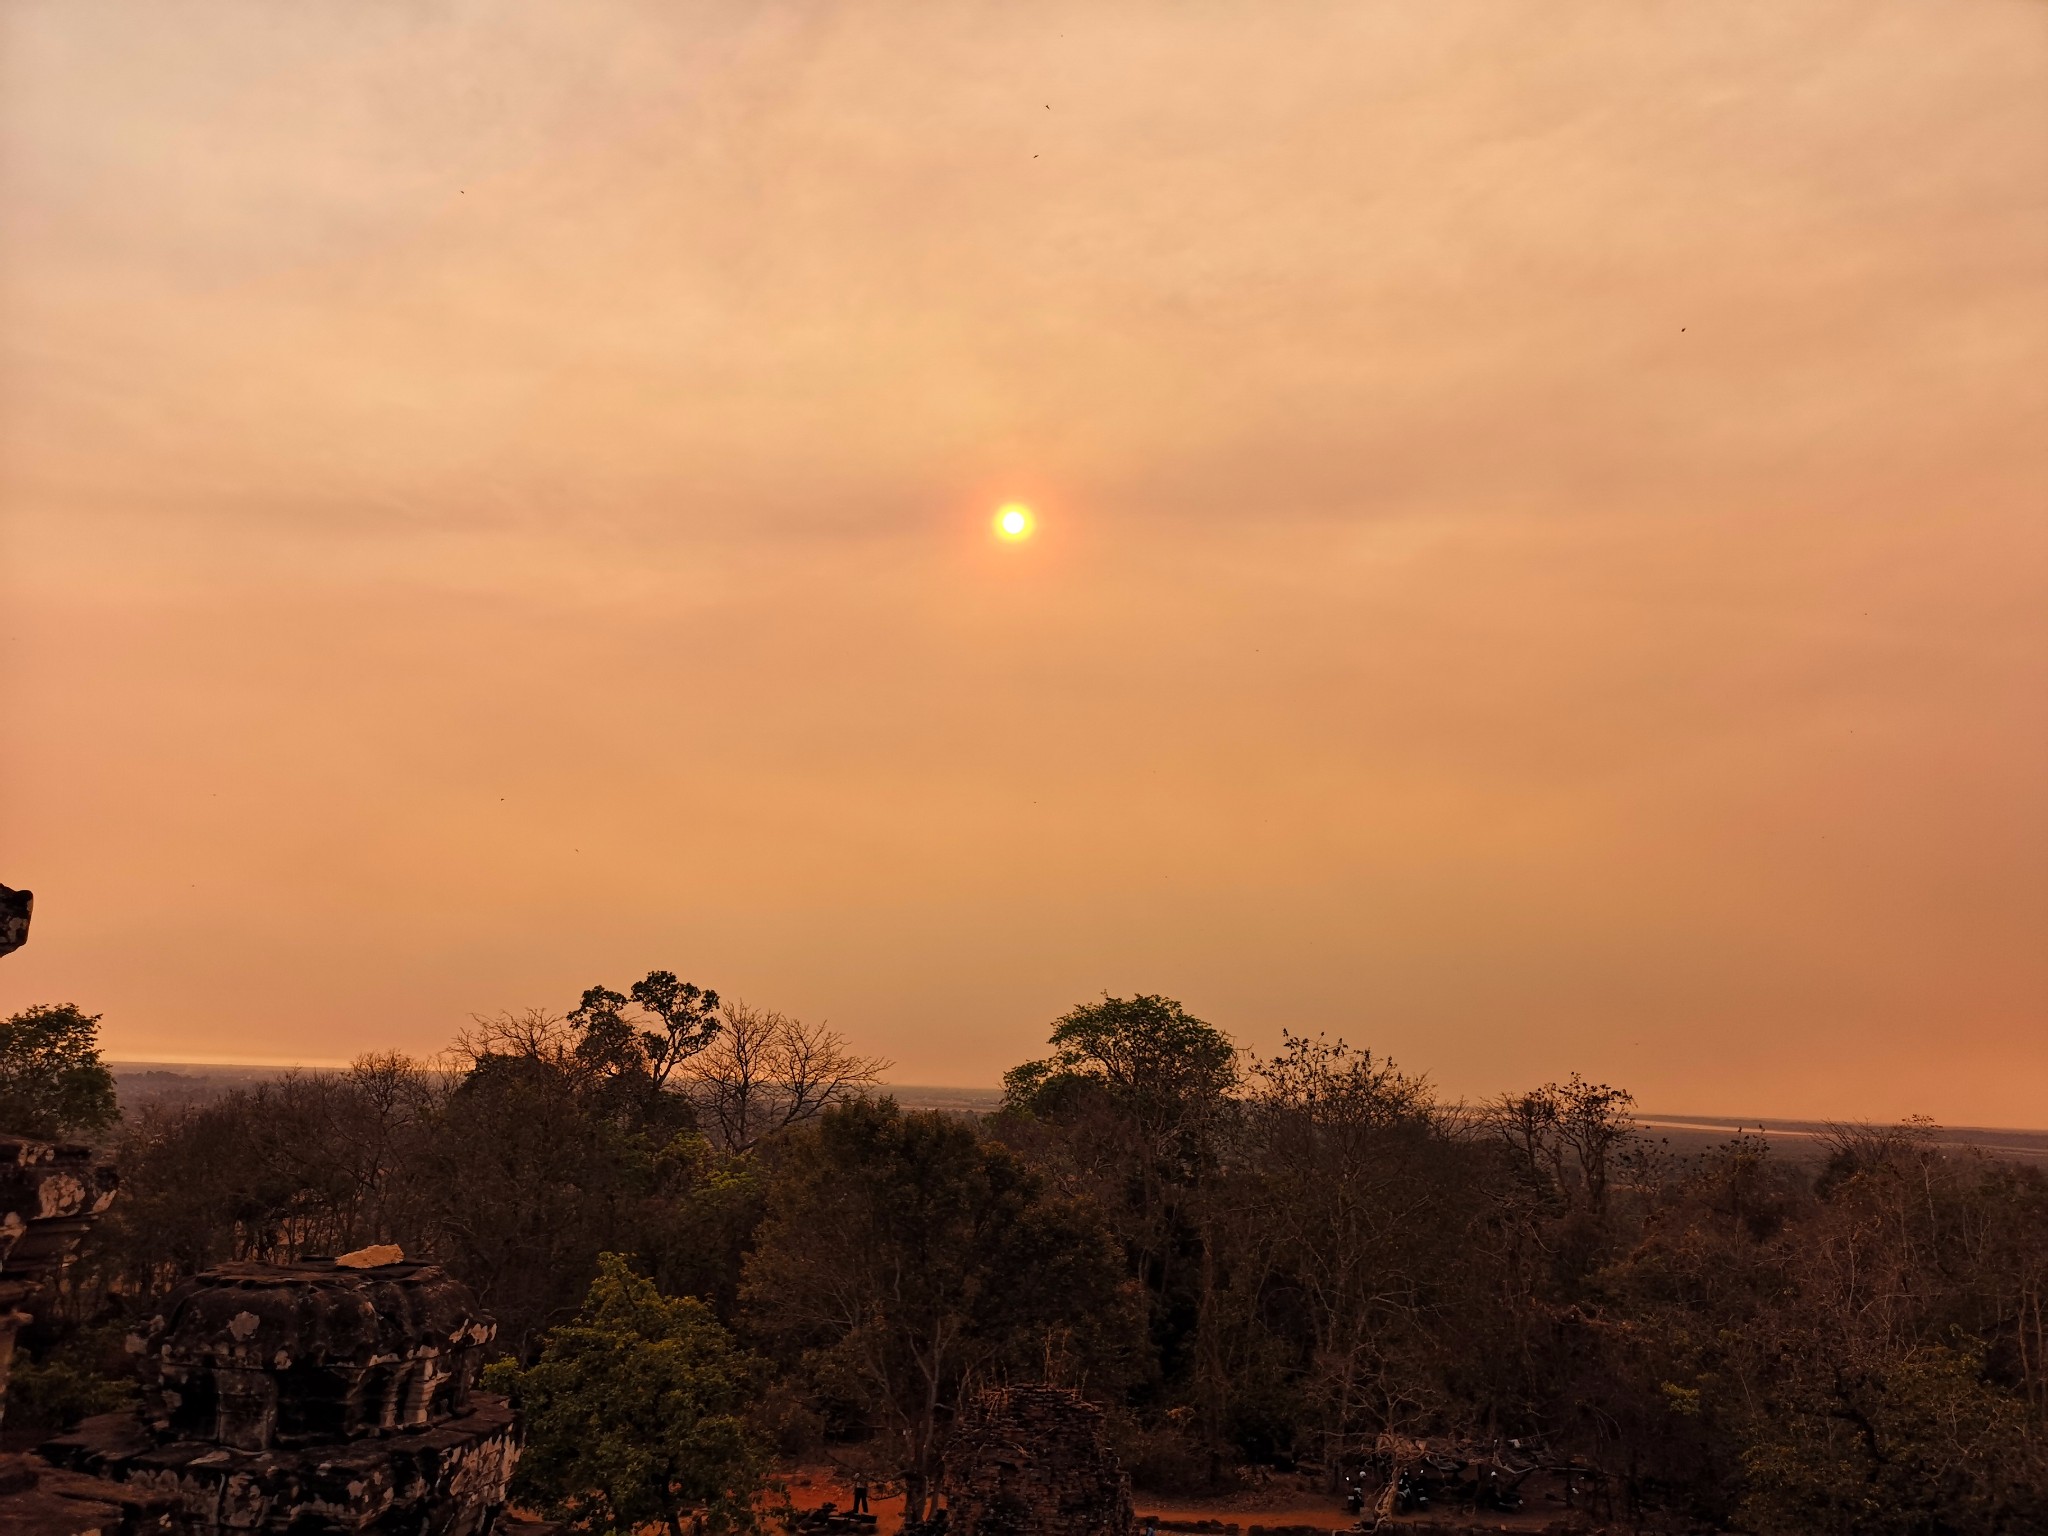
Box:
[994, 503, 1036, 541]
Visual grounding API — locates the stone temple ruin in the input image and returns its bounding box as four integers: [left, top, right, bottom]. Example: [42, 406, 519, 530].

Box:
[0, 882, 528, 1534]
[41, 1257, 525, 1535]
[0, 888, 528, 1536]
[0, 1132, 166, 1536]
[936, 1385, 1134, 1536]
[1, 1135, 120, 1401]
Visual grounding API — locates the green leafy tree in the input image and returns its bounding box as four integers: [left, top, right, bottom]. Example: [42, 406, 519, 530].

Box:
[1738, 1344, 2048, 1536]
[0, 1003, 119, 1140]
[1000, 994, 1238, 1268]
[1002, 993, 1236, 1136]
[487, 1253, 769, 1536]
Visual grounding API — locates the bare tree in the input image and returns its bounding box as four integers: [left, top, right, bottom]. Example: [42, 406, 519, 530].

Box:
[450, 1008, 580, 1072]
[1482, 1073, 1638, 1217]
[682, 1000, 888, 1153]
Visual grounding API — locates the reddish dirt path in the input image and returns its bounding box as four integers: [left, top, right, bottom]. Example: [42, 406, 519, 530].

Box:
[776, 1470, 1575, 1534]
[779, 1473, 1362, 1532]
[780, 1472, 905, 1532]
[780, 1472, 1357, 1534]
[1133, 1489, 1353, 1530]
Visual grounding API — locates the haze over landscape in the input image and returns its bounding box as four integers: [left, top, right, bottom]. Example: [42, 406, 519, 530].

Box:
[3, 0, 2044, 1122]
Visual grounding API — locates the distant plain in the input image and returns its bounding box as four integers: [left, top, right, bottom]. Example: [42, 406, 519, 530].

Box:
[110, 1064, 2048, 1164]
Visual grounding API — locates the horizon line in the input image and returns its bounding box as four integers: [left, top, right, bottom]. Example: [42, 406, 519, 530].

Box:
[100, 1062, 2048, 1136]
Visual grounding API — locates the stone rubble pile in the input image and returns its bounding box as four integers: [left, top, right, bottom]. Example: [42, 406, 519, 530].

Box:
[936, 1385, 1133, 1536]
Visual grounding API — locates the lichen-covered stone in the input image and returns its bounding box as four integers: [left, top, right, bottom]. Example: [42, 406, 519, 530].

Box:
[1, 1136, 121, 1427]
[45, 1394, 518, 1536]
[0, 1137, 159, 1535]
[1, 1136, 120, 1285]
[42, 1258, 521, 1535]
[133, 1259, 495, 1450]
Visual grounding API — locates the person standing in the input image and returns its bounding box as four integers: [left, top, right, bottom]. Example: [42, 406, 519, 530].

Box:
[851, 1475, 869, 1514]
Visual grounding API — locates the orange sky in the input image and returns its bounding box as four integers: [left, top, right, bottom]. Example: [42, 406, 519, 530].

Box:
[3, 1, 2044, 1121]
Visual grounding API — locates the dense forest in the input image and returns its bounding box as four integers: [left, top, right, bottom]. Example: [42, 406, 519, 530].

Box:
[4, 985, 2045, 1535]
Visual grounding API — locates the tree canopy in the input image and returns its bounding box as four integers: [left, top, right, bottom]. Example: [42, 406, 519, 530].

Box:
[1002, 992, 1237, 1126]
[487, 1253, 768, 1536]
[0, 1002, 119, 1140]
[743, 1095, 1137, 1521]
[37, 987, 2048, 1531]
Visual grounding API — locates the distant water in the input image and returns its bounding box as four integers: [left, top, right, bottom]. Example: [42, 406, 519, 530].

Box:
[884, 1084, 1006, 1112]
[1635, 1114, 2048, 1164]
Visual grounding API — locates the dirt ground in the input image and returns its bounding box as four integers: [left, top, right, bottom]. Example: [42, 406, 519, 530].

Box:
[778, 1468, 1590, 1534]
[780, 1471, 905, 1532]
[1131, 1490, 1576, 1533]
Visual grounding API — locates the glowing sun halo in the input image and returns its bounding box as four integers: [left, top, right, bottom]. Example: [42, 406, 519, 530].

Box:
[994, 503, 1035, 540]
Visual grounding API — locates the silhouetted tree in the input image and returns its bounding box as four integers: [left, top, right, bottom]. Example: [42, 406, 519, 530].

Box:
[569, 970, 723, 1109]
[684, 1000, 888, 1153]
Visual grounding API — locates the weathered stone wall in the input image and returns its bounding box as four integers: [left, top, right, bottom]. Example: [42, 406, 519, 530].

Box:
[939, 1386, 1133, 1536]
[135, 1259, 495, 1449]
[0, 1133, 165, 1534]
[0, 1135, 120, 1424]
[48, 1391, 518, 1535]
[41, 1258, 521, 1536]
[0, 1449, 175, 1536]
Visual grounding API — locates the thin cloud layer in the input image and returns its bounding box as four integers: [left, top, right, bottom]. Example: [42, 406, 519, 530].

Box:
[3, 1, 2043, 1119]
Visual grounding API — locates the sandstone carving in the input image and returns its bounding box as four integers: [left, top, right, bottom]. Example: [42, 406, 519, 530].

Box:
[0, 1135, 121, 1424]
[43, 1257, 522, 1535]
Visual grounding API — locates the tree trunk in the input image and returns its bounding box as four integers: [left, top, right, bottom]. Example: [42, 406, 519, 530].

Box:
[903, 1468, 928, 1525]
